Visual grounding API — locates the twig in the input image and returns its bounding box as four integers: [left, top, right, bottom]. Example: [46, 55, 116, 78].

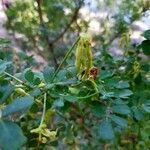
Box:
[39, 93, 47, 127]
[36, 0, 83, 67]
[4, 71, 23, 84]
[77, 91, 99, 100]
[51, 0, 84, 44]
[4, 71, 30, 88]
[51, 37, 80, 81]
[36, 0, 58, 67]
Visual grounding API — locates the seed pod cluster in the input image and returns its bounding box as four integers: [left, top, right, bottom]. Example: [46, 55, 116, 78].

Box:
[75, 33, 93, 80]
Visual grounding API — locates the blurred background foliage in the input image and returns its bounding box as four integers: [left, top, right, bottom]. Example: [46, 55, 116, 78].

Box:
[0, 0, 150, 149]
[4, 0, 149, 67]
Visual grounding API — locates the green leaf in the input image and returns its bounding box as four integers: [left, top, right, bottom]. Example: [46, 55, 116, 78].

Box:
[106, 77, 119, 88]
[115, 89, 133, 98]
[141, 40, 150, 55]
[91, 103, 106, 117]
[43, 66, 54, 83]
[112, 104, 131, 115]
[0, 84, 14, 104]
[101, 92, 115, 99]
[132, 107, 144, 121]
[66, 66, 77, 78]
[0, 60, 11, 74]
[29, 88, 41, 97]
[69, 87, 79, 95]
[46, 83, 55, 89]
[55, 79, 77, 86]
[57, 69, 67, 81]
[116, 81, 129, 89]
[143, 102, 150, 113]
[0, 120, 26, 150]
[64, 95, 77, 102]
[113, 99, 128, 105]
[106, 79, 129, 89]
[143, 29, 150, 40]
[24, 68, 34, 83]
[111, 115, 127, 128]
[34, 72, 44, 80]
[53, 99, 64, 107]
[2, 96, 34, 117]
[99, 119, 114, 140]
[100, 70, 113, 80]
[140, 120, 150, 141]
[33, 77, 41, 85]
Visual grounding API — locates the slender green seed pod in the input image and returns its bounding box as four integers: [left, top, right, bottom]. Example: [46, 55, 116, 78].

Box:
[15, 88, 29, 96]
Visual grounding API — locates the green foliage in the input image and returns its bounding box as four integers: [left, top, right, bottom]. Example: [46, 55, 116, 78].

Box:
[0, 28, 150, 149]
[0, 121, 26, 150]
[0, 0, 150, 149]
[143, 29, 150, 40]
[139, 29, 150, 55]
[2, 96, 33, 117]
[5, 0, 84, 60]
[99, 119, 114, 140]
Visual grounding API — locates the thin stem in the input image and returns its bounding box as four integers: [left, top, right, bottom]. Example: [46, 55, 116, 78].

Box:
[39, 93, 47, 127]
[4, 71, 30, 88]
[51, 37, 80, 81]
[4, 71, 23, 84]
[36, 0, 58, 67]
[77, 92, 99, 100]
[59, 91, 99, 100]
